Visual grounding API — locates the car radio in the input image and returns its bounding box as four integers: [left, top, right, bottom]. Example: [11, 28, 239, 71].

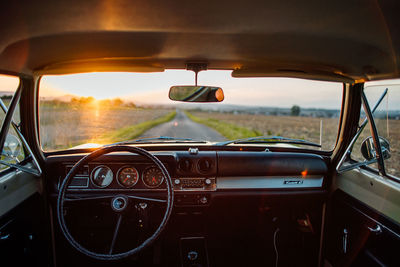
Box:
[173, 177, 216, 191]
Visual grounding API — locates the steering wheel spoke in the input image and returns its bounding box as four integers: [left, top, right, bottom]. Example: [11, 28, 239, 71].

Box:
[109, 214, 123, 255]
[64, 194, 115, 202]
[127, 195, 166, 203]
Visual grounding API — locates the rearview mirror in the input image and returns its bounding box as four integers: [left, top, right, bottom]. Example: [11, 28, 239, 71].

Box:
[169, 86, 224, 102]
[361, 136, 391, 161]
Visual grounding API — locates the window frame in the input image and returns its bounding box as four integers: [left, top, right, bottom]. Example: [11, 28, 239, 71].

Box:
[0, 74, 42, 177]
[337, 83, 400, 183]
[36, 72, 346, 154]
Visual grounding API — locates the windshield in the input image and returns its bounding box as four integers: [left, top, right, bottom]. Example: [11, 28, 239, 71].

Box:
[39, 70, 342, 151]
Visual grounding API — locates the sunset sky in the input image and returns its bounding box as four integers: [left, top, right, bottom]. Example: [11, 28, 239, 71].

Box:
[38, 70, 400, 110]
[39, 70, 346, 109]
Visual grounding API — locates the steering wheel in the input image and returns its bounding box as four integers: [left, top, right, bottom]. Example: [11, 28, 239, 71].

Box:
[57, 145, 174, 260]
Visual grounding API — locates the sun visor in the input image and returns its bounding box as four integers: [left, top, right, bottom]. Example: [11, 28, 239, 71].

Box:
[232, 68, 355, 83]
[34, 58, 165, 75]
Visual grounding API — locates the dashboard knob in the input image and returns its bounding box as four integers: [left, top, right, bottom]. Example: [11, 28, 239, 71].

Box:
[205, 178, 211, 185]
[187, 251, 198, 261]
[174, 179, 181, 185]
[200, 196, 208, 204]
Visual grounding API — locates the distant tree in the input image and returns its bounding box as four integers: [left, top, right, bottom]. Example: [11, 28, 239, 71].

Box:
[99, 99, 111, 106]
[83, 96, 95, 104]
[291, 105, 301, 116]
[112, 98, 123, 106]
[71, 97, 79, 104]
[71, 96, 95, 105]
[0, 95, 12, 100]
[125, 101, 136, 108]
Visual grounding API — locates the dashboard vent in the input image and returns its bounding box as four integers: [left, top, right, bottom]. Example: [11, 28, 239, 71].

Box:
[197, 158, 213, 174]
[178, 158, 193, 172]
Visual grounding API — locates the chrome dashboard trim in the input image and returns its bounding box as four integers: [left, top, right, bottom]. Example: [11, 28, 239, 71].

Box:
[217, 176, 324, 189]
[66, 188, 167, 192]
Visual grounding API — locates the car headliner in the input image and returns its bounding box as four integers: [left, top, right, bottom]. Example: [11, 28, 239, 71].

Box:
[0, 0, 399, 83]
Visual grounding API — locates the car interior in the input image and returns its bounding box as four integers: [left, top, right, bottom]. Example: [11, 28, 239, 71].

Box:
[0, 1, 399, 267]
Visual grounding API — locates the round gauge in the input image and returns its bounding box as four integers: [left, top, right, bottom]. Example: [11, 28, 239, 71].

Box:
[91, 165, 113, 188]
[142, 166, 164, 188]
[117, 167, 139, 188]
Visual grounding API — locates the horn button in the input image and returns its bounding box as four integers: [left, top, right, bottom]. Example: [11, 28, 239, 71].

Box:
[111, 196, 128, 212]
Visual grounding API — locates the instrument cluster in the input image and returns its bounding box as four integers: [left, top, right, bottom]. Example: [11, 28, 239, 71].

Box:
[65, 163, 165, 190]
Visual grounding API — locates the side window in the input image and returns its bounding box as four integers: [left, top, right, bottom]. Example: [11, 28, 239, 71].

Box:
[0, 74, 25, 172]
[349, 80, 400, 178]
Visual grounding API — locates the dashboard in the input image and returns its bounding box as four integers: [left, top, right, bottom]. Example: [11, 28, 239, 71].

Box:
[47, 150, 328, 207]
[47, 148, 329, 266]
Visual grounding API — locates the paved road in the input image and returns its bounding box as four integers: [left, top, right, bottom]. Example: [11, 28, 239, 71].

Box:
[139, 109, 226, 141]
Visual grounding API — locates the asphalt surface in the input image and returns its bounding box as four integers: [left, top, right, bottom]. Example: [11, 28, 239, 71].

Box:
[139, 109, 226, 142]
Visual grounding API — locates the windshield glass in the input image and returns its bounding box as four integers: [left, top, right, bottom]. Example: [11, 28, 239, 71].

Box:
[39, 70, 342, 151]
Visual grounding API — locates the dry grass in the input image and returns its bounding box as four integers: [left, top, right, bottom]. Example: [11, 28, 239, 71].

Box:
[99, 111, 176, 144]
[39, 104, 173, 150]
[190, 111, 340, 150]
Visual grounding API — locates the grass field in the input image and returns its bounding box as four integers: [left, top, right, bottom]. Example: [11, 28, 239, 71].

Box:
[184, 111, 262, 140]
[188, 110, 340, 150]
[39, 103, 175, 150]
[99, 111, 176, 144]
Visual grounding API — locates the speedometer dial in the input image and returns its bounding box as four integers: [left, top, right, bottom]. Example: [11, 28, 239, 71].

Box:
[91, 165, 113, 188]
[142, 166, 164, 188]
[117, 167, 139, 188]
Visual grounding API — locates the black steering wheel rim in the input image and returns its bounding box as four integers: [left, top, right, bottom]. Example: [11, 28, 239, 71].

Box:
[56, 145, 174, 261]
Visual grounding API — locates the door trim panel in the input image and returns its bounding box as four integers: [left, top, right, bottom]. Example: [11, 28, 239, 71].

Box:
[0, 165, 40, 217]
[325, 189, 400, 267]
[334, 168, 400, 224]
